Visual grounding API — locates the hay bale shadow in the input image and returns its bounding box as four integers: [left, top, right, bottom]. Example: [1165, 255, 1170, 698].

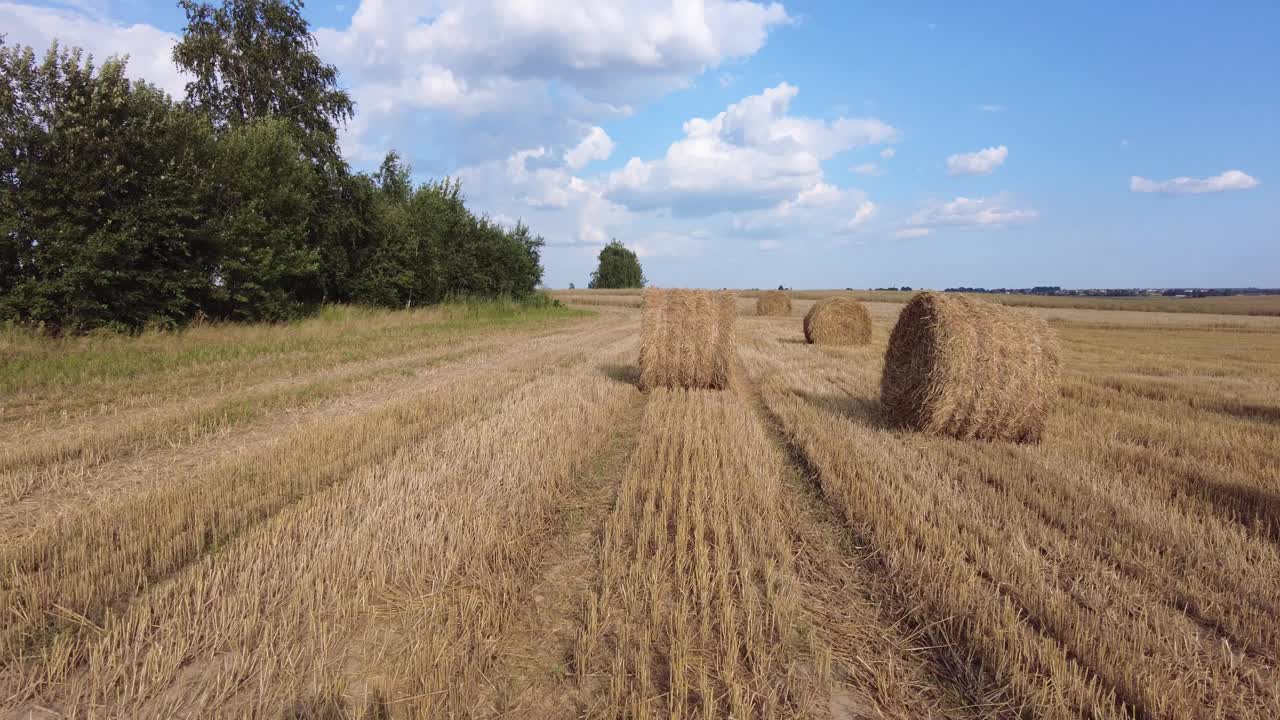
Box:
[602, 363, 641, 387]
[1189, 479, 1280, 544]
[795, 390, 888, 430]
[1210, 402, 1280, 425]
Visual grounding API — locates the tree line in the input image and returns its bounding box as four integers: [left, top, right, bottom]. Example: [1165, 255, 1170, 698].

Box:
[0, 0, 545, 334]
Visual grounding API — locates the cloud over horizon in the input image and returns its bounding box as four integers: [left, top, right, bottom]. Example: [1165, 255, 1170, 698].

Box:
[1130, 170, 1259, 195]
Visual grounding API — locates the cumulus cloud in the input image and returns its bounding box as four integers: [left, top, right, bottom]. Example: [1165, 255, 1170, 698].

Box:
[314, 0, 791, 169]
[979, 104, 1005, 113]
[0, 2, 186, 96]
[906, 194, 1037, 229]
[852, 162, 881, 176]
[946, 145, 1008, 176]
[604, 82, 897, 215]
[880, 147, 896, 159]
[1129, 170, 1259, 195]
[564, 126, 615, 170]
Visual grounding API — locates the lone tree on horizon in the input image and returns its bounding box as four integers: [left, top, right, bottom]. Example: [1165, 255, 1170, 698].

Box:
[589, 239, 646, 289]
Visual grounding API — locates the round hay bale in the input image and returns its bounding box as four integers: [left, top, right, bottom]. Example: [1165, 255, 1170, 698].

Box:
[879, 292, 1059, 443]
[639, 289, 737, 390]
[756, 291, 791, 316]
[803, 298, 872, 345]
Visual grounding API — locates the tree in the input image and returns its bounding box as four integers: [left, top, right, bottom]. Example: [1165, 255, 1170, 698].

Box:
[204, 118, 320, 321]
[349, 152, 418, 307]
[588, 239, 645, 289]
[172, 0, 352, 166]
[0, 40, 217, 332]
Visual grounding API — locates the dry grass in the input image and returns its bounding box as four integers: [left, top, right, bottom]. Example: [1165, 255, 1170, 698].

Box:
[802, 298, 871, 346]
[574, 388, 813, 717]
[880, 292, 1060, 442]
[756, 291, 792, 317]
[739, 306, 1280, 719]
[638, 289, 736, 390]
[1, 317, 636, 718]
[3, 293, 1278, 719]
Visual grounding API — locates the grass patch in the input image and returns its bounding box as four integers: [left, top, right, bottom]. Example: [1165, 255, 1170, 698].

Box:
[0, 299, 587, 395]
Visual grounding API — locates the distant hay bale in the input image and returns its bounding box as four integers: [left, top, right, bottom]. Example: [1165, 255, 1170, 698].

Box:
[804, 298, 872, 346]
[639, 289, 737, 390]
[757, 291, 791, 316]
[880, 292, 1060, 443]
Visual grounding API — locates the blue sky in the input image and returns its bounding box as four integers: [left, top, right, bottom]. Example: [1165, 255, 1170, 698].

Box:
[3, 1, 1276, 289]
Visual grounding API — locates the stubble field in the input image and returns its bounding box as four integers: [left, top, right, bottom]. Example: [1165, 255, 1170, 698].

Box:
[1, 293, 1278, 719]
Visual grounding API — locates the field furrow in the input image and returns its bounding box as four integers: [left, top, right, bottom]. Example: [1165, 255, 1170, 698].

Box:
[574, 388, 813, 719]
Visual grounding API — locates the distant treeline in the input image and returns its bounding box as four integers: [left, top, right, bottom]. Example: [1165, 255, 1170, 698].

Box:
[0, 1, 545, 334]
[944, 287, 1280, 298]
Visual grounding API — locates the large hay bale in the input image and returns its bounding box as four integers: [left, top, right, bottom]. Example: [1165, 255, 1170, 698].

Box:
[880, 292, 1059, 443]
[639, 289, 737, 390]
[757, 291, 792, 316]
[804, 298, 872, 345]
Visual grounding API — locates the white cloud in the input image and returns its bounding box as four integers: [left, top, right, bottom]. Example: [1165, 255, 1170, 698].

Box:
[946, 145, 1008, 176]
[906, 194, 1037, 229]
[880, 147, 896, 159]
[791, 182, 844, 208]
[894, 228, 932, 240]
[728, 182, 877, 244]
[314, 0, 791, 169]
[604, 82, 898, 215]
[852, 162, 881, 176]
[979, 104, 1005, 113]
[632, 231, 703, 258]
[0, 2, 186, 96]
[846, 200, 876, 230]
[564, 126, 615, 170]
[1129, 170, 1259, 195]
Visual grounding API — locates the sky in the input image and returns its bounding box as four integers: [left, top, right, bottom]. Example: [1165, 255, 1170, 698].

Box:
[2, 1, 1277, 289]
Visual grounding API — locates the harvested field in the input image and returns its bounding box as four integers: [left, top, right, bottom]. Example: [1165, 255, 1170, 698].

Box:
[3, 296, 1279, 719]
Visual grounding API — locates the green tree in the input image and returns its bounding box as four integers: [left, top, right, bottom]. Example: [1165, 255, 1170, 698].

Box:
[0, 40, 217, 333]
[588, 239, 645, 289]
[172, 0, 353, 166]
[349, 152, 418, 307]
[205, 118, 320, 321]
